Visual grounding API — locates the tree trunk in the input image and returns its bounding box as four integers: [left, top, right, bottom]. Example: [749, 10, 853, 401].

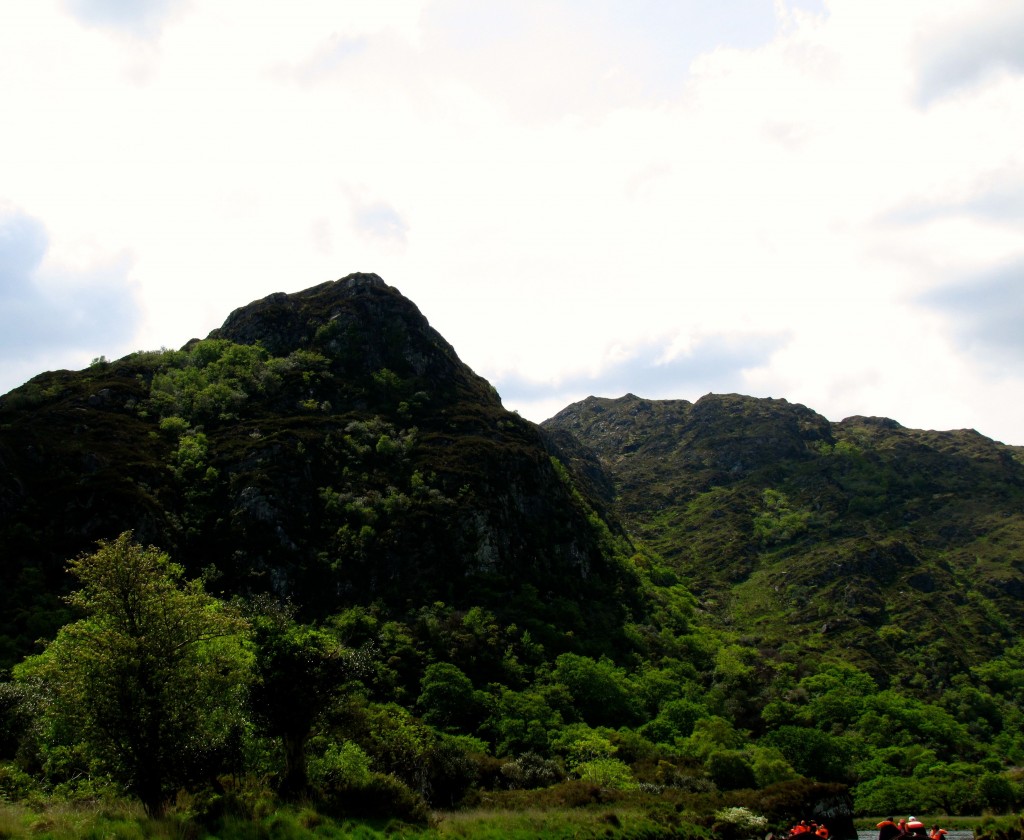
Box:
[280, 732, 309, 800]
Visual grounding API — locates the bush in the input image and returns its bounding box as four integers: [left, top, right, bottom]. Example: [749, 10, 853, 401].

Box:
[853, 774, 938, 815]
[0, 763, 36, 801]
[975, 814, 1024, 840]
[575, 757, 638, 791]
[308, 741, 372, 789]
[641, 698, 709, 743]
[318, 771, 428, 824]
[425, 735, 478, 808]
[500, 752, 563, 789]
[714, 806, 769, 840]
[978, 772, 1016, 813]
[706, 750, 756, 791]
[760, 726, 853, 783]
[551, 779, 612, 808]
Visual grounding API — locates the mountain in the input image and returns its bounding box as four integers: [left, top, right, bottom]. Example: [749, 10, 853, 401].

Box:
[0, 274, 642, 668]
[5, 276, 1023, 686]
[543, 393, 1024, 690]
[4, 276, 1024, 825]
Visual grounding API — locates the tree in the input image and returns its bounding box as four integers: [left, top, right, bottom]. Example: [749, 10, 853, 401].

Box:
[551, 653, 638, 727]
[416, 662, 481, 733]
[977, 771, 1015, 813]
[247, 604, 360, 798]
[14, 532, 251, 816]
[705, 749, 756, 791]
[759, 725, 854, 783]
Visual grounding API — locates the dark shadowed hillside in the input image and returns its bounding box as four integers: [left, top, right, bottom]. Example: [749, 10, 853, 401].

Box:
[0, 274, 643, 666]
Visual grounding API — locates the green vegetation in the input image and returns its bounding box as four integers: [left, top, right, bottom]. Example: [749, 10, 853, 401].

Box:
[542, 393, 1024, 820]
[752, 489, 811, 546]
[2, 278, 1024, 833]
[12, 534, 251, 817]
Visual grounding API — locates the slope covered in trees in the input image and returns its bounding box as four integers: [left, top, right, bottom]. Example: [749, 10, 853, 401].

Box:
[1, 275, 1023, 830]
[544, 394, 1024, 814]
[543, 393, 1024, 689]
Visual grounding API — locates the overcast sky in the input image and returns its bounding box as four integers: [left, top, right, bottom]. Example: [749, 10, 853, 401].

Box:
[2, 1, 1023, 444]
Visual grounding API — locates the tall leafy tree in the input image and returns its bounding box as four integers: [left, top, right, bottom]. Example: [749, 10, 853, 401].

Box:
[14, 532, 251, 816]
[247, 605, 357, 798]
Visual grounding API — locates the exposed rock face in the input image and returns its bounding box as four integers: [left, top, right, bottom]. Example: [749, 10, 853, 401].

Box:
[546, 393, 833, 507]
[207, 274, 475, 388]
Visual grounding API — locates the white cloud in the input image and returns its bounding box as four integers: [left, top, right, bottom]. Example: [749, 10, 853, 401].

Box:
[912, 0, 1024, 105]
[0, 208, 141, 388]
[0, 0, 1022, 444]
[63, 0, 186, 39]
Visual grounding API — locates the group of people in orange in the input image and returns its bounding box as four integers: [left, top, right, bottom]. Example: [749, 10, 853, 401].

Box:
[876, 816, 949, 840]
[787, 820, 830, 839]
[783, 814, 950, 840]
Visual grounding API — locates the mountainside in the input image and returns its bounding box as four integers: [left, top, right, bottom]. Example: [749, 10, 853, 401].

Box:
[0, 274, 642, 667]
[4, 276, 1024, 826]
[543, 393, 1024, 689]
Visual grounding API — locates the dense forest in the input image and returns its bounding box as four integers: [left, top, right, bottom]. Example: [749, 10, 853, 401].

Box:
[1, 274, 1023, 838]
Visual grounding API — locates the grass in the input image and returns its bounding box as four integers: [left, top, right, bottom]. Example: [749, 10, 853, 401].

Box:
[0, 798, 709, 840]
[429, 803, 702, 839]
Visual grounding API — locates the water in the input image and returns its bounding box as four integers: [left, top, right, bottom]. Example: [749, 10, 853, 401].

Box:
[858, 833, 974, 840]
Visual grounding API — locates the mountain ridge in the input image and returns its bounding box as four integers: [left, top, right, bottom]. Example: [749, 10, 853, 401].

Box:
[3, 274, 1024, 821]
[542, 391, 1024, 693]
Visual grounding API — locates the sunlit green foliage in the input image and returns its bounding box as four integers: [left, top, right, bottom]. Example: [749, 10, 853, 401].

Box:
[12, 533, 251, 817]
[752, 489, 811, 546]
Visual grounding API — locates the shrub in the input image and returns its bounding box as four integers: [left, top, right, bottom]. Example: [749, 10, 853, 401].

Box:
[318, 771, 428, 824]
[575, 757, 639, 791]
[158, 415, 189, 437]
[0, 763, 36, 801]
[500, 752, 563, 789]
[714, 805, 768, 840]
[705, 750, 756, 791]
[308, 741, 372, 789]
[424, 735, 478, 808]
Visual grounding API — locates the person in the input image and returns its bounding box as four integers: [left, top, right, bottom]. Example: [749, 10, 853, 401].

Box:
[816, 823, 830, 839]
[877, 817, 900, 840]
[907, 817, 926, 837]
[929, 826, 948, 840]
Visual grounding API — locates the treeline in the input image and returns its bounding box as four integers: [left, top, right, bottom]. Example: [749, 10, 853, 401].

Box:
[2, 534, 1024, 824]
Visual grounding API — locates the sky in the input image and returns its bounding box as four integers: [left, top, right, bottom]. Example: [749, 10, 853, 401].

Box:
[1, 1, 1023, 445]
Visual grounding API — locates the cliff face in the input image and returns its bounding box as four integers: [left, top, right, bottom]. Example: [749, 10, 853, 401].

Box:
[206, 274, 482, 398]
[543, 392, 1024, 685]
[0, 275, 640, 666]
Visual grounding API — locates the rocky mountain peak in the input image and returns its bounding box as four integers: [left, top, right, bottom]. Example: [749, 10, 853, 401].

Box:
[201, 272, 493, 407]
